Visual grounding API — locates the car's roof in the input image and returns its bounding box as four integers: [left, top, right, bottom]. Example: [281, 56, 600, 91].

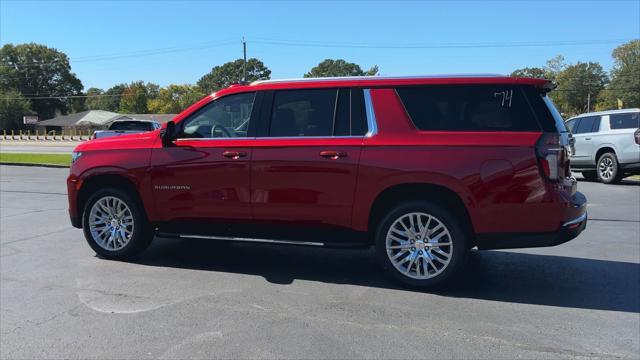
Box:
[212, 74, 551, 98]
[567, 108, 640, 120]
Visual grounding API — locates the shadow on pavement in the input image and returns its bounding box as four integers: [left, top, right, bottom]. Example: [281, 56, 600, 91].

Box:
[576, 177, 640, 186]
[130, 237, 640, 313]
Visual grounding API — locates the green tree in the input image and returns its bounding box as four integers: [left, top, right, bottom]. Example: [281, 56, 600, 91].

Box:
[102, 84, 127, 112]
[554, 62, 608, 116]
[597, 40, 640, 110]
[510, 67, 548, 79]
[304, 59, 378, 78]
[85, 88, 107, 110]
[148, 84, 205, 114]
[0, 90, 33, 130]
[0, 43, 83, 119]
[197, 58, 271, 93]
[118, 81, 158, 114]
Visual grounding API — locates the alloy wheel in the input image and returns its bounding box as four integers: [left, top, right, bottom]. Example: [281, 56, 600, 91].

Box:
[385, 212, 453, 279]
[88, 196, 135, 251]
[598, 157, 614, 180]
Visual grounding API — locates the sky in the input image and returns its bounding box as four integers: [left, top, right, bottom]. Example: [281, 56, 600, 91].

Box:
[1, 0, 639, 90]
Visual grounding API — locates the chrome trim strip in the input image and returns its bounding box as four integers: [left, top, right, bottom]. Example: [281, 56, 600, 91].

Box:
[363, 89, 378, 138]
[253, 136, 362, 140]
[175, 137, 254, 141]
[562, 212, 587, 227]
[178, 234, 325, 247]
[175, 136, 363, 141]
[250, 74, 506, 85]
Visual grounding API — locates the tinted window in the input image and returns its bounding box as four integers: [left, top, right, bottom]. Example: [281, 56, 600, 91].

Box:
[396, 85, 540, 131]
[574, 116, 599, 134]
[565, 119, 578, 133]
[522, 87, 558, 132]
[610, 112, 640, 129]
[109, 121, 155, 131]
[351, 89, 367, 135]
[179, 92, 255, 138]
[334, 89, 350, 136]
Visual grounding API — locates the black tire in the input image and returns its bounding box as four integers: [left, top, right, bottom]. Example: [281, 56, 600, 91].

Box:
[596, 152, 623, 184]
[82, 188, 153, 259]
[581, 171, 598, 181]
[374, 201, 469, 288]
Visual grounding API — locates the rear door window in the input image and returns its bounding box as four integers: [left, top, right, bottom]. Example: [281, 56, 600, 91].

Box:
[396, 85, 541, 131]
[610, 112, 640, 129]
[267, 88, 367, 137]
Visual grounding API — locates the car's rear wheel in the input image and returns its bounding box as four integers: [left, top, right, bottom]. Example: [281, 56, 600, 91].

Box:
[597, 152, 623, 184]
[82, 188, 152, 259]
[375, 201, 468, 288]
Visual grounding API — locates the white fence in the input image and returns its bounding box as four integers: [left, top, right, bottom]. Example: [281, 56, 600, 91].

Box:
[0, 130, 91, 141]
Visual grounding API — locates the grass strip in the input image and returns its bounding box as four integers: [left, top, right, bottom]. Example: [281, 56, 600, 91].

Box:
[0, 153, 71, 167]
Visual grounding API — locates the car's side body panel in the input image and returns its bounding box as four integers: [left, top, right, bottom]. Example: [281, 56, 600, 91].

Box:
[149, 138, 254, 222]
[350, 89, 567, 234]
[250, 137, 363, 229]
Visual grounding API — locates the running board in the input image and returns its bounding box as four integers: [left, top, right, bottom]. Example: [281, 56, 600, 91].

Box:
[159, 232, 325, 247]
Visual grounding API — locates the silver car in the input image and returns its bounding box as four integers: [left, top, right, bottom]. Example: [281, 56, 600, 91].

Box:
[566, 109, 640, 184]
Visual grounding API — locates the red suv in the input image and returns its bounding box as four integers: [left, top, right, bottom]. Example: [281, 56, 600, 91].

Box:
[67, 75, 587, 287]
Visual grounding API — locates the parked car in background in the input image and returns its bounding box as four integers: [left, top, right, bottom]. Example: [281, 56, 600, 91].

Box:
[565, 109, 640, 183]
[91, 120, 161, 140]
[68, 75, 587, 288]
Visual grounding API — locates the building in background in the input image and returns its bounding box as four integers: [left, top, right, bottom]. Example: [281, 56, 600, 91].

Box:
[35, 111, 176, 133]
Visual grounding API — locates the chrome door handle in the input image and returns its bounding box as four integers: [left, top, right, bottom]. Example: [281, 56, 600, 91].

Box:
[319, 150, 347, 160]
[222, 150, 247, 159]
[585, 137, 591, 140]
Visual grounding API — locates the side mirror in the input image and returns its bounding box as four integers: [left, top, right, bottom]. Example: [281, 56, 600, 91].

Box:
[162, 121, 176, 147]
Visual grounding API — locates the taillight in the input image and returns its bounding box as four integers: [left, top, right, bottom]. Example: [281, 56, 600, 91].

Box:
[634, 129, 639, 145]
[536, 133, 570, 181]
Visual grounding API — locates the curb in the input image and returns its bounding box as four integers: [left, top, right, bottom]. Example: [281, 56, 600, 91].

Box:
[0, 162, 70, 169]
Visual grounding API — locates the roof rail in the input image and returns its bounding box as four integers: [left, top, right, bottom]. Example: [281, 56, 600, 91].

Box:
[250, 74, 506, 85]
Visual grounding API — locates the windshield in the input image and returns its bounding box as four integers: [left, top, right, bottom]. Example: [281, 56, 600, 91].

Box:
[109, 121, 155, 131]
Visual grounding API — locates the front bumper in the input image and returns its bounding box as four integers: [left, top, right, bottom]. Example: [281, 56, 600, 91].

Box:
[476, 191, 587, 250]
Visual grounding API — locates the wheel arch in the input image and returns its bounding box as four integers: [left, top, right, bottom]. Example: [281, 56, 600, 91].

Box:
[595, 145, 617, 163]
[367, 183, 475, 247]
[77, 173, 149, 223]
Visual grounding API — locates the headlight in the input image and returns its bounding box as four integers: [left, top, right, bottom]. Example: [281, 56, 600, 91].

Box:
[71, 151, 82, 164]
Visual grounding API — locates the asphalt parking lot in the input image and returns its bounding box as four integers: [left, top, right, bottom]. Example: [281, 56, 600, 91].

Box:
[1, 165, 639, 359]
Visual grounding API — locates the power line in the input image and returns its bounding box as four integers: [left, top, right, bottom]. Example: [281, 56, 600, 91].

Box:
[0, 40, 237, 68]
[2, 37, 635, 68]
[250, 37, 633, 49]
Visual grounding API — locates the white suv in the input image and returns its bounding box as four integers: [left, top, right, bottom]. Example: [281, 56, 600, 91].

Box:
[566, 109, 640, 184]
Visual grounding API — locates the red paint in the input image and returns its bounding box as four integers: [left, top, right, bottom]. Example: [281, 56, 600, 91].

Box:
[67, 75, 583, 244]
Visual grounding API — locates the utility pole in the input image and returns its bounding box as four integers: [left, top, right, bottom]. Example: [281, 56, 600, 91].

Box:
[587, 91, 591, 112]
[242, 37, 247, 83]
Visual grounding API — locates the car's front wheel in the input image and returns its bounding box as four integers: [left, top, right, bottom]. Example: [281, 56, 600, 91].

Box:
[82, 188, 152, 259]
[375, 201, 468, 288]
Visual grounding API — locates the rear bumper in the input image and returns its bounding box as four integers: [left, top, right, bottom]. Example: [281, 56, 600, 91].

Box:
[476, 191, 587, 250]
